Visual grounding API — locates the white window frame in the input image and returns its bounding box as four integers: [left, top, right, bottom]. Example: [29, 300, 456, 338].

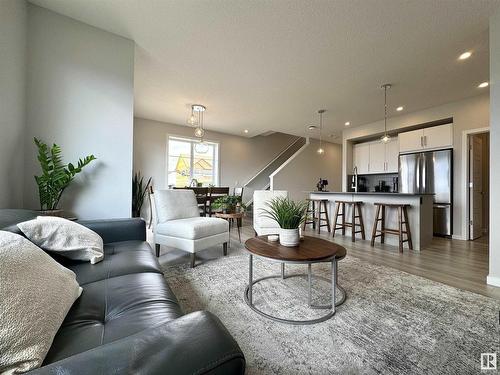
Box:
[165, 134, 220, 187]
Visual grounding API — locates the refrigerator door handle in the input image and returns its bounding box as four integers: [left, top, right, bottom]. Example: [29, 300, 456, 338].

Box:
[422, 154, 426, 191]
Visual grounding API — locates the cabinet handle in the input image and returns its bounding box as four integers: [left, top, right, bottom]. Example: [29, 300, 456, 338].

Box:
[424, 136, 427, 147]
[420, 136, 423, 147]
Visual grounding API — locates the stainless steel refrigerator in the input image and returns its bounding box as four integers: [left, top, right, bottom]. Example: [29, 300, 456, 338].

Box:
[399, 149, 452, 237]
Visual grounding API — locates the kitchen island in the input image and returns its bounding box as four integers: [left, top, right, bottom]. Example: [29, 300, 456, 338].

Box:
[308, 192, 434, 251]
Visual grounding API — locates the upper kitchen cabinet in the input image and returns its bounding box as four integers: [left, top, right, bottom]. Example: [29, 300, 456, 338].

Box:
[399, 123, 453, 153]
[353, 138, 399, 174]
[353, 142, 370, 174]
[385, 138, 399, 173]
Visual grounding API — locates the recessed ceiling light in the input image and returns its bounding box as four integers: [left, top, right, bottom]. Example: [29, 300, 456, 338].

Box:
[308, 125, 317, 130]
[459, 51, 472, 60]
[396, 106, 404, 111]
[344, 122, 350, 126]
[478, 82, 489, 88]
[244, 129, 249, 133]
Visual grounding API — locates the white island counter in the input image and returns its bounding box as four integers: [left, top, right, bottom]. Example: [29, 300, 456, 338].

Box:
[308, 192, 434, 250]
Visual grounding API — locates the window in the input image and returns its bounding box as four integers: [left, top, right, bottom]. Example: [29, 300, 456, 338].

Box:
[167, 136, 219, 187]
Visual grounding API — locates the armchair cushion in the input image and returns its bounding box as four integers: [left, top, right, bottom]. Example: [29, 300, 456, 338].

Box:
[154, 190, 199, 223]
[156, 217, 229, 240]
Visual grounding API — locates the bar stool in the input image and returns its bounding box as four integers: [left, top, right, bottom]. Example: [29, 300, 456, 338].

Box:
[303, 199, 331, 234]
[332, 200, 365, 242]
[370, 203, 413, 252]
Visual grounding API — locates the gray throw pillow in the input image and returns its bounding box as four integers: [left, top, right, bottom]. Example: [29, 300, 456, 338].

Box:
[0, 231, 82, 374]
[17, 216, 104, 264]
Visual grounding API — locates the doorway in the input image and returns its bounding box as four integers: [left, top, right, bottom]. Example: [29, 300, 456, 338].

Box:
[468, 131, 489, 241]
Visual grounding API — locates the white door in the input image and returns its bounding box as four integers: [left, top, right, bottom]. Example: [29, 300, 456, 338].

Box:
[469, 136, 483, 240]
[369, 142, 386, 173]
[399, 129, 423, 153]
[423, 124, 453, 150]
[353, 143, 370, 174]
[385, 138, 400, 173]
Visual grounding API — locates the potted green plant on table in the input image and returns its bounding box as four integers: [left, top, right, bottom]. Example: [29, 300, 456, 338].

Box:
[262, 197, 308, 247]
[132, 172, 152, 218]
[212, 195, 246, 214]
[33, 138, 96, 215]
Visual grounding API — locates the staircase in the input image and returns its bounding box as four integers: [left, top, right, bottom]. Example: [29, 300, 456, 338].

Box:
[243, 137, 308, 209]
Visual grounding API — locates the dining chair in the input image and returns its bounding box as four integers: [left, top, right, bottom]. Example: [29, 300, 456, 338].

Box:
[207, 187, 230, 216]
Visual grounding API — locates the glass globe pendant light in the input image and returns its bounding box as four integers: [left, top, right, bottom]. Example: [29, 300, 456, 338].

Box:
[317, 109, 326, 154]
[380, 84, 391, 143]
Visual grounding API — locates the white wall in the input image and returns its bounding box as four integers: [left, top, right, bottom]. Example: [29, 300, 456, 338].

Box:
[342, 94, 489, 240]
[488, 8, 500, 287]
[0, 0, 26, 208]
[24, 5, 135, 219]
[272, 139, 342, 201]
[133, 117, 297, 192]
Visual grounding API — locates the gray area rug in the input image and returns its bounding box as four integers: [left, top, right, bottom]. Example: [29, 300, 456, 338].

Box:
[161, 242, 500, 374]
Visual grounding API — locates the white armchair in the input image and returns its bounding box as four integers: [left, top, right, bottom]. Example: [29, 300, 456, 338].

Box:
[253, 190, 288, 236]
[153, 189, 229, 267]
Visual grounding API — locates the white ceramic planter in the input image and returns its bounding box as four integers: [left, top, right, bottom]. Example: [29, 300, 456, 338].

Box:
[279, 228, 300, 247]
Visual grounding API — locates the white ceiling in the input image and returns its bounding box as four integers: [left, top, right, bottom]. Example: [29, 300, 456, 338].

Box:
[30, 0, 500, 141]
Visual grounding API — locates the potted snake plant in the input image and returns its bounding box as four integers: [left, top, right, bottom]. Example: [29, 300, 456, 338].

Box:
[262, 197, 308, 247]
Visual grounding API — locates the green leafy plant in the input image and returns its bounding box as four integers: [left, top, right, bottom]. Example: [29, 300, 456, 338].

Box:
[34, 137, 96, 211]
[212, 195, 246, 213]
[132, 172, 152, 217]
[261, 197, 309, 229]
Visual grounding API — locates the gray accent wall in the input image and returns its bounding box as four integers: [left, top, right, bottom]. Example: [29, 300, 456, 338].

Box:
[24, 5, 135, 219]
[0, 0, 27, 208]
[489, 8, 500, 286]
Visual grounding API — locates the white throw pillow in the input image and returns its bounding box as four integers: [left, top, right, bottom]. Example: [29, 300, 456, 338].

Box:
[0, 231, 82, 374]
[17, 216, 104, 264]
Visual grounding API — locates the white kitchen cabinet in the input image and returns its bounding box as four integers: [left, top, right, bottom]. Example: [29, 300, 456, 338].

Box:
[385, 138, 400, 173]
[423, 124, 453, 149]
[353, 138, 399, 174]
[353, 143, 370, 174]
[399, 129, 424, 153]
[399, 124, 453, 153]
[369, 142, 386, 173]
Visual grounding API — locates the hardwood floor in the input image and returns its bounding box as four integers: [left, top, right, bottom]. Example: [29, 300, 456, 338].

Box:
[235, 218, 500, 300]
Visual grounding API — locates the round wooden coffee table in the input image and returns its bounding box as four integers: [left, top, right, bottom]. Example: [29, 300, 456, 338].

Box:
[244, 235, 347, 325]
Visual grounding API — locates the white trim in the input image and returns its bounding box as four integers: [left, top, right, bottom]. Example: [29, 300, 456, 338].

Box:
[269, 137, 310, 190]
[461, 127, 489, 241]
[486, 275, 500, 288]
[452, 234, 466, 241]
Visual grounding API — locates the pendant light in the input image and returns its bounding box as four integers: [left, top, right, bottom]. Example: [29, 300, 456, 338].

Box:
[187, 104, 209, 153]
[317, 109, 326, 154]
[380, 84, 391, 143]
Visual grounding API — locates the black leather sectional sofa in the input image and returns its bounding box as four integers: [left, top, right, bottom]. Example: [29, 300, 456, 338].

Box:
[1, 210, 245, 374]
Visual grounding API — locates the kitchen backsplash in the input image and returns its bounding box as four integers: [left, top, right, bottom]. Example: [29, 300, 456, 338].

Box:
[347, 173, 399, 193]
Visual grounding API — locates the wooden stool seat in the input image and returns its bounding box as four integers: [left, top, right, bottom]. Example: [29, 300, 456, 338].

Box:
[332, 201, 365, 242]
[303, 199, 331, 234]
[370, 203, 413, 252]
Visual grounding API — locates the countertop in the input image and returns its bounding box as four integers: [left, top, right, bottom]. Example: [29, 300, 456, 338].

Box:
[308, 191, 434, 196]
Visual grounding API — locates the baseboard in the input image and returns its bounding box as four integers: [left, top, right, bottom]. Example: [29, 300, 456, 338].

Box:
[486, 275, 500, 288]
[452, 234, 466, 240]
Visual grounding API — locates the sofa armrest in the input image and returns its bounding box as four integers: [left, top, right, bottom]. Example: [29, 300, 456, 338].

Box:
[30, 311, 245, 375]
[78, 218, 146, 243]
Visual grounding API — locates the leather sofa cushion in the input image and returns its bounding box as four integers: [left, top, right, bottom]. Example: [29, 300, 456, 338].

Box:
[44, 272, 183, 364]
[60, 240, 162, 285]
[156, 217, 229, 240]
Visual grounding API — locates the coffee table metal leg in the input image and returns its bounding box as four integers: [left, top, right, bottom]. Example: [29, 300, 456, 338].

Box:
[281, 263, 285, 279]
[332, 258, 336, 314]
[308, 263, 312, 306]
[248, 254, 253, 305]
